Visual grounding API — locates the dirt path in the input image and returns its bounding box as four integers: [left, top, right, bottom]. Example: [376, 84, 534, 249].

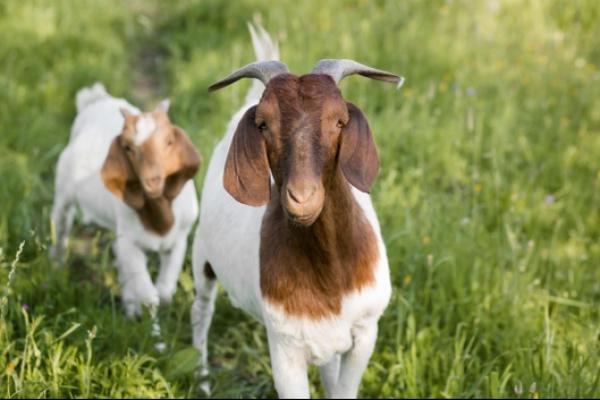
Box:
[131, 41, 165, 108]
[129, 4, 165, 109]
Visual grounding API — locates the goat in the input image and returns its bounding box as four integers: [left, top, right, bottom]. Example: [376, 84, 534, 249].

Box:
[191, 24, 402, 398]
[51, 83, 201, 318]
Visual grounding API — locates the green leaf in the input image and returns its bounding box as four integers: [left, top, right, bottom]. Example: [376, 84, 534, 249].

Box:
[164, 347, 200, 380]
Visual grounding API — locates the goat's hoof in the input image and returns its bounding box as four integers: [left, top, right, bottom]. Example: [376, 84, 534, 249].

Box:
[197, 369, 211, 397]
[122, 298, 159, 319]
[155, 283, 175, 305]
[200, 382, 211, 397]
[121, 282, 160, 318]
[123, 302, 143, 319]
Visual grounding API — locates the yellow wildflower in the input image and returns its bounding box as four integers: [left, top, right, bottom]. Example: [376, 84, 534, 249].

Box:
[6, 361, 16, 375]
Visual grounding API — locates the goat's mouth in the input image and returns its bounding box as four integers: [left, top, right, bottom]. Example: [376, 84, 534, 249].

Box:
[286, 210, 320, 227]
[283, 202, 323, 226]
[141, 184, 164, 199]
[145, 190, 163, 199]
[141, 176, 165, 199]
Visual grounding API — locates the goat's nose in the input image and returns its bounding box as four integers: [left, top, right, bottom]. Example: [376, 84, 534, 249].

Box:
[142, 176, 163, 193]
[286, 185, 316, 205]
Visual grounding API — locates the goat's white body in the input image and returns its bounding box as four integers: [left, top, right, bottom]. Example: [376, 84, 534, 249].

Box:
[51, 86, 198, 316]
[192, 91, 390, 400]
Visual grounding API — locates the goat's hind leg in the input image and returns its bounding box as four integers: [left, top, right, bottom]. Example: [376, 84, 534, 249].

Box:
[191, 235, 218, 395]
[50, 193, 76, 264]
[50, 150, 76, 265]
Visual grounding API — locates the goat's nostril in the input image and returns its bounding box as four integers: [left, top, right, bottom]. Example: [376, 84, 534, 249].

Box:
[287, 188, 300, 203]
[287, 186, 316, 205]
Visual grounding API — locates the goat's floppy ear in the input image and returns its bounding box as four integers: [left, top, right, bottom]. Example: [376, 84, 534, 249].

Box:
[223, 106, 270, 206]
[101, 137, 145, 209]
[164, 127, 202, 200]
[339, 102, 380, 193]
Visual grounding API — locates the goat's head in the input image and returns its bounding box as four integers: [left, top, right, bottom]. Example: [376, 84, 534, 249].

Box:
[101, 100, 201, 209]
[210, 59, 402, 226]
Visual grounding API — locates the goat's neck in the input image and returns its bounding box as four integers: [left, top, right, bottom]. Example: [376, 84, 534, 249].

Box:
[136, 196, 174, 236]
[260, 170, 378, 318]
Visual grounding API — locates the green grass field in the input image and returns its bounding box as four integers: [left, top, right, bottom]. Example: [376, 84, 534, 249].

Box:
[1, 0, 599, 397]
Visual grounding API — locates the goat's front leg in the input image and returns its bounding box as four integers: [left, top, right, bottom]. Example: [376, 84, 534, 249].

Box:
[331, 322, 378, 398]
[114, 238, 159, 318]
[155, 237, 187, 304]
[267, 330, 310, 399]
[320, 354, 341, 398]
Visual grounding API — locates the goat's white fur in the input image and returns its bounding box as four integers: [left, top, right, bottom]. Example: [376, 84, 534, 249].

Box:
[191, 25, 391, 398]
[51, 84, 198, 317]
[134, 114, 157, 145]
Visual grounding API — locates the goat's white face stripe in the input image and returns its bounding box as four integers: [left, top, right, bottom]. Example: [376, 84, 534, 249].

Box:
[134, 114, 156, 145]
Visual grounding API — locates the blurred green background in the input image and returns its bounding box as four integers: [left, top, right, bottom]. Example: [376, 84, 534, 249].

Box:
[1, 0, 599, 397]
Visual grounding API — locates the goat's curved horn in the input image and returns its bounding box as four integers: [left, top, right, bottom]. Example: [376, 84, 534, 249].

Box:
[208, 61, 289, 92]
[312, 59, 404, 87]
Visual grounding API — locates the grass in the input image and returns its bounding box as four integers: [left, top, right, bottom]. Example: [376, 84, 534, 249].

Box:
[1, 0, 599, 397]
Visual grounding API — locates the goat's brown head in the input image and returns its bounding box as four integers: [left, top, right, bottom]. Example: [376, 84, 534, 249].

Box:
[210, 59, 402, 226]
[101, 100, 201, 209]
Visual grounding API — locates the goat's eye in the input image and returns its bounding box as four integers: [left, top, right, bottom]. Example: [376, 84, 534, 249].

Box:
[257, 122, 268, 132]
[123, 144, 132, 153]
[337, 120, 346, 129]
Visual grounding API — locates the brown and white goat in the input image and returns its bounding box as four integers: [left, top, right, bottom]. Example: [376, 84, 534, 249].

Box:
[190, 24, 402, 400]
[51, 83, 201, 318]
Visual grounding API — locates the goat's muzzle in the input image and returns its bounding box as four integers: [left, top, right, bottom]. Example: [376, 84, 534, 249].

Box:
[282, 181, 324, 226]
[141, 175, 164, 198]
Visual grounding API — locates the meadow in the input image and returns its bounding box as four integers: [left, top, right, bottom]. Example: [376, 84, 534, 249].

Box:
[1, 0, 599, 397]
